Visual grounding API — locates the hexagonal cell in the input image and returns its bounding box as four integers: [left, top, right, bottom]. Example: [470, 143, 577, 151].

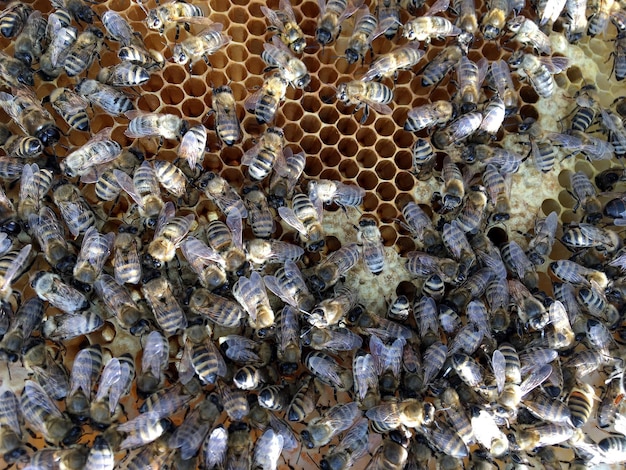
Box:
[377, 203, 399, 224]
[320, 126, 340, 146]
[339, 159, 359, 179]
[181, 98, 206, 117]
[375, 138, 395, 158]
[161, 85, 185, 105]
[284, 123, 304, 142]
[376, 182, 397, 201]
[305, 155, 323, 177]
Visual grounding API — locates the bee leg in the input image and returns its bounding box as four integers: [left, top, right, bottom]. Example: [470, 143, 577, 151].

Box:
[359, 104, 369, 124]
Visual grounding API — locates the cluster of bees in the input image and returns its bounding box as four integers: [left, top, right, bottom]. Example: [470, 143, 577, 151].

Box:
[1, 0, 626, 468]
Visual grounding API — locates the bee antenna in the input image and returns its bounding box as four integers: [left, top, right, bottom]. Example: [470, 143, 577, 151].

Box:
[300, 326, 311, 338]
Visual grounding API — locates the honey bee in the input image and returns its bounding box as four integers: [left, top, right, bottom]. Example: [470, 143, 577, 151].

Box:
[509, 51, 569, 98]
[90, 354, 135, 429]
[146, 1, 211, 34]
[320, 418, 369, 470]
[361, 42, 424, 81]
[262, 36, 310, 88]
[305, 351, 353, 390]
[113, 228, 142, 285]
[118, 44, 165, 69]
[276, 305, 302, 375]
[125, 111, 189, 141]
[457, 56, 488, 113]
[0, 155, 23, 182]
[97, 62, 150, 87]
[307, 287, 358, 329]
[489, 59, 518, 114]
[335, 80, 393, 123]
[28, 207, 72, 271]
[153, 160, 187, 198]
[42, 310, 104, 341]
[421, 32, 472, 87]
[16, 163, 52, 223]
[0, 2, 31, 37]
[172, 22, 231, 68]
[303, 326, 363, 352]
[101, 10, 134, 45]
[301, 402, 359, 448]
[569, 170, 603, 223]
[115, 160, 164, 228]
[513, 424, 574, 451]
[20, 380, 81, 446]
[142, 276, 187, 337]
[366, 399, 435, 430]
[316, 0, 364, 45]
[45, 87, 90, 132]
[51, 0, 95, 24]
[180, 236, 227, 290]
[13, 10, 47, 66]
[268, 148, 306, 207]
[52, 181, 96, 237]
[117, 411, 168, 450]
[188, 287, 246, 328]
[0, 296, 43, 363]
[264, 260, 315, 310]
[405, 102, 455, 134]
[168, 397, 221, 460]
[31, 270, 88, 313]
[400, 202, 441, 252]
[440, 156, 465, 211]
[206, 209, 248, 274]
[65, 345, 102, 421]
[482, 0, 511, 38]
[278, 192, 325, 251]
[406, 251, 459, 283]
[197, 172, 248, 218]
[432, 111, 483, 149]
[202, 426, 228, 470]
[242, 186, 275, 239]
[211, 85, 241, 146]
[344, 6, 377, 64]
[483, 164, 511, 221]
[0, 89, 60, 147]
[233, 271, 275, 334]
[75, 78, 134, 116]
[245, 72, 289, 125]
[261, 0, 306, 54]
[61, 127, 122, 178]
[182, 324, 227, 385]
[93, 274, 146, 333]
[0, 390, 29, 465]
[177, 124, 207, 171]
[63, 26, 104, 77]
[453, 0, 478, 33]
[357, 216, 385, 275]
[38, 14, 76, 80]
[243, 127, 285, 181]
[225, 421, 252, 469]
[403, 0, 462, 42]
[287, 376, 319, 422]
[72, 227, 113, 286]
[507, 15, 552, 54]
[562, 223, 621, 253]
[253, 428, 284, 470]
[0, 51, 33, 89]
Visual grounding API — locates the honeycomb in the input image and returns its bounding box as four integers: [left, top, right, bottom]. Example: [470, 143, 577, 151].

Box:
[0, 0, 626, 467]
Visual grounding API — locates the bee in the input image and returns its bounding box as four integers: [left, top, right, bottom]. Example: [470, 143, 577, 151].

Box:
[189, 287, 246, 328]
[93, 274, 146, 334]
[16, 164, 52, 224]
[172, 22, 231, 69]
[403, 0, 462, 42]
[51, 0, 95, 24]
[455, 187, 489, 234]
[469, 407, 508, 457]
[0, 51, 33, 88]
[72, 227, 113, 286]
[31, 270, 88, 314]
[115, 160, 164, 228]
[146, 1, 210, 34]
[225, 421, 252, 469]
[118, 44, 165, 69]
[0, 154, 23, 181]
[336, 79, 393, 123]
[275, 305, 301, 375]
[42, 310, 103, 342]
[84, 435, 114, 470]
[375, 0, 401, 40]
[597, 376, 623, 429]
[308, 286, 358, 329]
[38, 14, 76, 80]
[387, 295, 411, 322]
[400, 202, 441, 252]
[0, 297, 43, 363]
[206, 209, 248, 274]
[587, 0, 615, 35]
[202, 426, 228, 470]
[180, 237, 227, 290]
[0, 89, 60, 147]
[61, 127, 122, 178]
[489, 59, 518, 113]
[457, 56, 488, 113]
[453, 0, 478, 33]
[261, 0, 306, 54]
[432, 112, 483, 149]
[211, 85, 241, 146]
[320, 418, 369, 470]
[243, 127, 285, 182]
[309, 179, 365, 210]
[117, 411, 168, 450]
[125, 111, 189, 141]
[75, 78, 134, 116]
[405, 251, 459, 284]
[45, 87, 90, 132]
[113, 228, 142, 285]
[442, 221, 476, 283]
[233, 271, 275, 334]
[301, 402, 359, 448]
[562, 223, 621, 253]
[197, 172, 248, 218]
[279, 193, 325, 251]
[0, 132, 42, 160]
[182, 324, 227, 385]
[264, 259, 315, 310]
[257, 385, 290, 411]
[97, 62, 150, 87]
[101, 10, 134, 45]
[316, 0, 364, 45]
[600, 108, 626, 156]
[366, 399, 435, 430]
[142, 276, 187, 337]
[0, 390, 29, 464]
[501, 240, 537, 289]
[252, 429, 284, 470]
[353, 352, 379, 408]
[83, 148, 142, 202]
[440, 156, 465, 211]
[305, 351, 353, 390]
[344, 6, 377, 64]
[482, 0, 511, 39]
[509, 51, 569, 98]
[302, 326, 363, 352]
[268, 148, 306, 207]
[168, 397, 221, 460]
[20, 380, 81, 446]
[507, 15, 551, 54]
[139, 382, 193, 417]
[569, 171, 603, 223]
[152, 160, 187, 198]
[65, 345, 102, 421]
[482, 164, 511, 221]
[308, 243, 360, 291]
[29, 446, 90, 470]
[90, 354, 136, 429]
[52, 182, 96, 237]
[287, 376, 319, 422]
[262, 36, 310, 88]
[357, 216, 385, 275]
[527, 211, 558, 265]
[245, 72, 289, 125]
[362, 42, 424, 81]
[0, 2, 31, 37]
[64, 26, 104, 77]
[513, 424, 574, 451]
[177, 124, 207, 171]
[28, 207, 72, 273]
[421, 32, 472, 87]
[13, 10, 47, 66]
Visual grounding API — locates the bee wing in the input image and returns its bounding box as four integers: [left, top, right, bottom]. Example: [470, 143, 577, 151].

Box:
[143, 331, 169, 377]
[364, 402, 401, 427]
[70, 348, 97, 397]
[280, 305, 299, 351]
[339, 0, 365, 21]
[353, 353, 378, 400]
[307, 354, 343, 388]
[23, 380, 63, 419]
[492, 349, 506, 395]
[317, 0, 327, 15]
[95, 358, 121, 402]
[268, 414, 298, 451]
[0, 390, 22, 436]
[540, 56, 569, 73]
[154, 201, 176, 238]
[425, 0, 451, 15]
[546, 132, 582, 148]
[109, 360, 133, 414]
[253, 429, 284, 470]
[114, 169, 144, 209]
[278, 206, 308, 235]
[233, 276, 257, 318]
[0, 244, 31, 290]
[242, 141, 262, 166]
[261, 6, 285, 30]
[264, 274, 296, 307]
[178, 340, 195, 385]
[244, 88, 264, 112]
[519, 363, 552, 397]
[181, 236, 225, 266]
[117, 410, 161, 433]
[203, 426, 228, 469]
[226, 207, 244, 250]
[353, 92, 393, 115]
[279, 0, 297, 21]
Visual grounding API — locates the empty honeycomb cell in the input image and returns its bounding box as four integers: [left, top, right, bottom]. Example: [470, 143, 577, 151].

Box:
[375, 138, 395, 158]
[246, 37, 264, 57]
[319, 126, 340, 146]
[575, 160, 595, 175]
[204, 154, 223, 172]
[377, 203, 399, 223]
[321, 147, 342, 167]
[301, 115, 322, 134]
[190, 60, 210, 76]
[183, 78, 207, 97]
[161, 85, 185, 105]
[357, 170, 379, 190]
[520, 104, 539, 122]
[395, 172, 414, 191]
[100, 50, 118, 68]
[376, 182, 397, 201]
[320, 169, 342, 181]
[357, 148, 377, 168]
[242, 117, 265, 136]
[363, 192, 379, 211]
[181, 98, 206, 117]
[247, 18, 267, 35]
[220, 147, 243, 166]
[558, 168, 574, 187]
[221, 168, 244, 187]
[284, 122, 304, 142]
[162, 65, 187, 85]
[393, 129, 413, 148]
[487, 226, 508, 246]
[300, 135, 322, 154]
[227, 43, 248, 62]
[339, 159, 359, 179]
[141, 74, 165, 94]
[396, 236, 416, 256]
[210, 0, 230, 11]
[318, 66, 339, 85]
[225, 63, 247, 82]
[319, 106, 340, 124]
[245, 56, 266, 75]
[558, 189, 576, 209]
[92, 115, 115, 133]
[429, 88, 452, 102]
[481, 42, 502, 61]
[302, 94, 322, 113]
[560, 209, 579, 224]
[303, 56, 322, 74]
[305, 156, 323, 177]
[228, 6, 250, 24]
[567, 66, 583, 84]
[283, 102, 304, 121]
[338, 137, 358, 157]
[356, 127, 377, 147]
[68, 131, 89, 147]
[554, 72, 569, 89]
[375, 160, 397, 180]
[111, 127, 133, 148]
[380, 225, 397, 247]
[229, 25, 247, 43]
[336, 117, 357, 136]
[395, 90, 413, 106]
[375, 118, 396, 137]
[394, 151, 413, 171]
